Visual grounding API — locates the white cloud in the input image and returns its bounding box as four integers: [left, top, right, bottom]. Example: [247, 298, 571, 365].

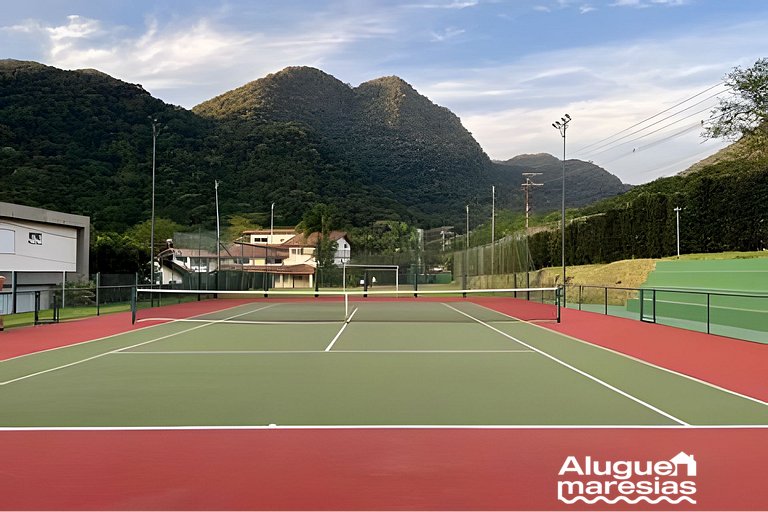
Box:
[417, 21, 766, 182]
[407, 0, 479, 8]
[430, 27, 466, 42]
[579, 4, 597, 14]
[611, 0, 688, 7]
[15, 9, 401, 106]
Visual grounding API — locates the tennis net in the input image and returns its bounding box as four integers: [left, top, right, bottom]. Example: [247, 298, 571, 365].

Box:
[132, 287, 561, 325]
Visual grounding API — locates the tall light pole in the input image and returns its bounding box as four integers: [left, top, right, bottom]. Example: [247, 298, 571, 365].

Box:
[674, 206, 682, 258]
[269, 202, 275, 290]
[150, 118, 161, 286]
[552, 113, 571, 302]
[215, 180, 221, 289]
[491, 185, 495, 277]
[270, 202, 275, 242]
[464, 204, 469, 289]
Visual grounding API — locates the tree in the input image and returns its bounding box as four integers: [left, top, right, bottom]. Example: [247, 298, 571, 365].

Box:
[224, 214, 262, 243]
[297, 203, 339, 286]
[90, 232, 148, 275]
[704, 58, 768, 148]
[124, 218, 186, 253]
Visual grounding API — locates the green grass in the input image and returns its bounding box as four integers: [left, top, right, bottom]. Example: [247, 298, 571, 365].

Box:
[2, 303, 131, 329]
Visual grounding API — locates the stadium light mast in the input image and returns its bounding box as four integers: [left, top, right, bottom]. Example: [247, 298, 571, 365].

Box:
[491, 185, 495, 276]
[674, 206, 682, 258]
[552, 113, 571, 302]
[270, 203, 275, 242]
[215, 180, 221, 289]
[150, 118, 161, 286]
[463, 204, 469, 289]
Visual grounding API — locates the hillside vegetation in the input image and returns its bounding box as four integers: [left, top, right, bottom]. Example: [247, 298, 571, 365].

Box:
[0, 60, 630, 235]
[522, 148, 768, 268]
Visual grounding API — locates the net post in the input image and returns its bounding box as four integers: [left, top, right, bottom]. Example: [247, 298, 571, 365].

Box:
[53, 293, 59, 323]
[130, 286, 137, 324]
[34, 291, 40, 325]
[556, 286, 562, 323]
[96, 272, 101, 316]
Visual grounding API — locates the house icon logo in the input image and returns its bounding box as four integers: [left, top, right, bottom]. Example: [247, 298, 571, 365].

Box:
[670, 452, 697, 477]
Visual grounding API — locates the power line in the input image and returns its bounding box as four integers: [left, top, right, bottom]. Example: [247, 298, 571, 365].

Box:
[581, 90, 724, 157]
[589, 104, 715, 158]
[573, 81, 727, 155]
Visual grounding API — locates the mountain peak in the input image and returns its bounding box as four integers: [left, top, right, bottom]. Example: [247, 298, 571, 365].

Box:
[504, 153, 562, 167]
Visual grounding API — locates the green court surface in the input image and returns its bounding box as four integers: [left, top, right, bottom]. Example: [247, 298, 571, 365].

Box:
[1, 299, 767, 428]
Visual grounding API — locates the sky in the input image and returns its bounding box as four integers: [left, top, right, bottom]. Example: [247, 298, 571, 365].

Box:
[2, 0, 767, 185]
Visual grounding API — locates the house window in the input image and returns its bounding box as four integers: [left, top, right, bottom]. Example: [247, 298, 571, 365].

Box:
[252, 236, 268, 243]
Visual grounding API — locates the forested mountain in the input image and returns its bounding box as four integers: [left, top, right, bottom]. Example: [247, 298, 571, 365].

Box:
[492, 153, 632, 210]
[0, 60, 630, 234]
[195, 67, 491, 222]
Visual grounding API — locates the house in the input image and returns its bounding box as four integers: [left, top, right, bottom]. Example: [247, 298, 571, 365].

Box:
[239, 229, 352, 288]
[159, 228, 351, 289]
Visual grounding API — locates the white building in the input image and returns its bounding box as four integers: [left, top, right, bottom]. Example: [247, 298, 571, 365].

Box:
[0, 202, 90, 314]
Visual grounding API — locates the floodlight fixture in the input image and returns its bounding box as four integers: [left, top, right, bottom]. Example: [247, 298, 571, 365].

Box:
[149, 117, 162, 287]
[551, 113, 572, 302]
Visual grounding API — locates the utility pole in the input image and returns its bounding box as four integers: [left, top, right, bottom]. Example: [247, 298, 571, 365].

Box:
[522, 173, 543, 295]
[521, 173, 543, 230]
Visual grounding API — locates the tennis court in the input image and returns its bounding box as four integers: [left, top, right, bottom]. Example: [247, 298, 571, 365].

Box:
[1, 288, 767, 510]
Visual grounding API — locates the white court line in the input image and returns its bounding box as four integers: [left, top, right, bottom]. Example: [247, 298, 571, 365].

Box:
[472, 300, 768, 409]
[0, 298, 273, 364]
[1, 424, 766, 431]
[0, 304, 278, 387]
[137, 317, 342, 325]
[114, 349, 535, 355]
[443, 303, 690, 426]
[324, 307, 358, 352]
[544, 325, 768, 408]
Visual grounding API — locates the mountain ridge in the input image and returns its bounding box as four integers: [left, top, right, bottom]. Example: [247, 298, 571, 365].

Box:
[0, 60, 631, 232]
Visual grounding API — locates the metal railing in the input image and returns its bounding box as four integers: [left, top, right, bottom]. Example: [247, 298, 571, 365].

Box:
[567, 284, 768, 344]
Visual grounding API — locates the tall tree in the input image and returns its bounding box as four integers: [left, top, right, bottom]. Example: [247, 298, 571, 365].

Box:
[704, 58, 768, 151]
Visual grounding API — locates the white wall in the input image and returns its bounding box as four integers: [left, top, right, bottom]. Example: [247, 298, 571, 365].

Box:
[0, 220, 78, 272]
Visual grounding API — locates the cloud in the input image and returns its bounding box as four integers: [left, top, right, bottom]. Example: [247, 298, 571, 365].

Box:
[407, 0, 479, 8]
[416, 21, 766, 182]
[12, 9, 401, 106]
[430, 27, 466, 42]
[611, 0, 688, 7]
[579, 4, 597, 14]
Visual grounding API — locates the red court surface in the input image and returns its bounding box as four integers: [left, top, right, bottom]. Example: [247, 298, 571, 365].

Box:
[1, 306, 767, 510]
[0, 427, 765, 510]
[545, 308, 768, 402]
